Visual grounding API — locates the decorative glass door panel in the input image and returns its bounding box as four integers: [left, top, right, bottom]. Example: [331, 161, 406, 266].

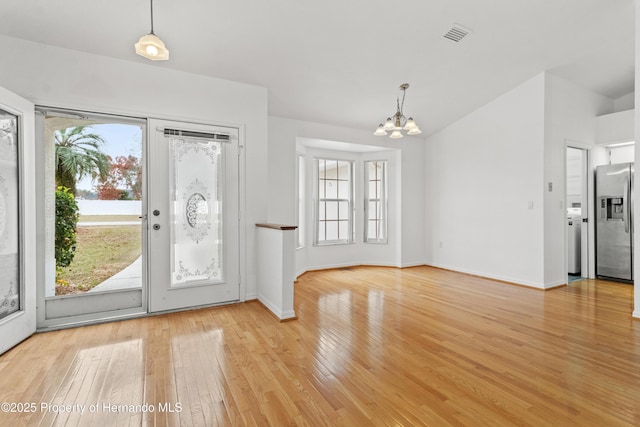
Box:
[0, 110, 19, 321]
[148, 119, 239, 313]
[0, 86, 36, 356]
[170, 138, 223, 287]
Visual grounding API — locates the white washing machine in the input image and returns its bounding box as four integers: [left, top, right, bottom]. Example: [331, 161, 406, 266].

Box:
[567, 208, 581, 275]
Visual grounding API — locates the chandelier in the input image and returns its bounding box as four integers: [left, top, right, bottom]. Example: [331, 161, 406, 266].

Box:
[135, 0, 170, 61]
[374, 83, 422, 139]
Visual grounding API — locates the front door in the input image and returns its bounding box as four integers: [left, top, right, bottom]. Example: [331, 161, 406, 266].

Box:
[148, 119, 240, 312]
[0, 87, 36, 355]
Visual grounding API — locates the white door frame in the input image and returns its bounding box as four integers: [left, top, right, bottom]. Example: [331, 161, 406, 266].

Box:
[565, 141, 594, 279]
[0, 86, 36, 355]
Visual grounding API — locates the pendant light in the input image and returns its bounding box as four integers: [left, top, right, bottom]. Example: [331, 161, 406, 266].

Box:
[135, 0, 169, 61]
[374, 83, 422, 138]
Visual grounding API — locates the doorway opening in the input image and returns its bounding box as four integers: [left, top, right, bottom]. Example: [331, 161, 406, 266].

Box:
[36, 108, 146, 328]
[566, 146, 589, 282]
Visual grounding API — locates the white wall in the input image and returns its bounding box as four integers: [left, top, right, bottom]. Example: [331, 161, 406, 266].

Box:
[0, 34, 269, 300]
[596, 109, 635, 145]
[268, 116, 425, 276]
[425, 74, 547, 287]
[608, 145, 635, 164]
[544, 73, 614, 285]
[615, 92, 635, 112]
[424, 72, 614, 289]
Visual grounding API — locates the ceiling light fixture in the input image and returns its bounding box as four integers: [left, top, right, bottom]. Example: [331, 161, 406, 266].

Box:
[374, 83, 422, 139]
[135, 0, 169, 61]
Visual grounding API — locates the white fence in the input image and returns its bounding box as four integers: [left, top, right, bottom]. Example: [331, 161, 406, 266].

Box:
[77, 200, 141, 216]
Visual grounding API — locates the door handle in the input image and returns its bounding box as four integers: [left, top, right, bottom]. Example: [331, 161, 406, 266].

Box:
[624, 180, 630, 234]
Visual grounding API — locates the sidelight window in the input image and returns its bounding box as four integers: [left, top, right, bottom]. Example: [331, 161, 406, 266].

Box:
[364, 160, 387, 243]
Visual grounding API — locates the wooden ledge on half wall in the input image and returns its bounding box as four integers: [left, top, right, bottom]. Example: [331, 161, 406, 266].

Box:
[255, 223, 298, 231]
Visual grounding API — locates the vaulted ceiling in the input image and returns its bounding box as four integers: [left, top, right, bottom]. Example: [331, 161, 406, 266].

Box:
[0, 0, 635, 136]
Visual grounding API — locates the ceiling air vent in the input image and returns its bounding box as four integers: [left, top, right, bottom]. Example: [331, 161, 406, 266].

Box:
[443, 24, 471, 43]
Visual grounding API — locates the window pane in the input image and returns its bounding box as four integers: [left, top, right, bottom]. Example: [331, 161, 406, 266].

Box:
[338, 221, 349, 240]
[318, 201, 326, 220]
[368, 201, 378, 219]
[338, 161, 350, 180]
[326, 161, 338, 179]
[338, 201, 349, 220]
[326, 201, 338, 220]
[326, 180, 338, 198]
[367, 161, 375, 177]
[368, 220, 378, 239]
[368, 181, 377, 198]
[326, 221, 338, 240]
[318, 222, 325, 241]
[338, 180, 349, 199]
[318, 159, 325, 179]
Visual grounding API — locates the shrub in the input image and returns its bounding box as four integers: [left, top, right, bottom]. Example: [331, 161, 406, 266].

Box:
[55, 186, 79, 267]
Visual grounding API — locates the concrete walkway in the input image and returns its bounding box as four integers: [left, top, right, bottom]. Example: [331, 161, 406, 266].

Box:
[88, 256, 142, 292]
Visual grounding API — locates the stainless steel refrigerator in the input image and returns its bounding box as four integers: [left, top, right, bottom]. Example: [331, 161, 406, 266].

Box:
[596, 162, 634, 281]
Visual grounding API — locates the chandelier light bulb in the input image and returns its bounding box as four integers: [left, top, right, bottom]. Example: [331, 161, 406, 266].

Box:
[389, 130, 404, 139]
[383, 118, 395, 131]
[146, 44, 159, 56]
[374, 125, 388, 136]
[403, 118, 417, 130]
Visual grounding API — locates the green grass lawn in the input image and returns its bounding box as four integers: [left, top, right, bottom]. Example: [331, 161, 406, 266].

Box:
[56, 225, 142, 295]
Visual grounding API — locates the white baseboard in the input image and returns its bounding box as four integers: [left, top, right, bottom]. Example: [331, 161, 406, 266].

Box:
[297, 261, 566, 290]
[427, 262, 550, 289]
[295, 261, 427, 280]
[257, 293, 295, 320]
[398, 261, 426, 268]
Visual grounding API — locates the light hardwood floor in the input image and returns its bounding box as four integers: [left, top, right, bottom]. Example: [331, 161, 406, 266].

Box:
[1, 266, 639, 426]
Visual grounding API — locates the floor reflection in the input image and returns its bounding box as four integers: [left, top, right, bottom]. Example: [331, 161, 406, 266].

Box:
[317, 291, 352, 374]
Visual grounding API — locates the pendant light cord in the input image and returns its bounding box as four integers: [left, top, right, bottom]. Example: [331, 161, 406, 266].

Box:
[150, 0, 155, 34]
[397, 87, 406, 117]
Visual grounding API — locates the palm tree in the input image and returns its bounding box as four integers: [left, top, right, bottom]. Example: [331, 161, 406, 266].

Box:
[55, 126, 110, 195]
